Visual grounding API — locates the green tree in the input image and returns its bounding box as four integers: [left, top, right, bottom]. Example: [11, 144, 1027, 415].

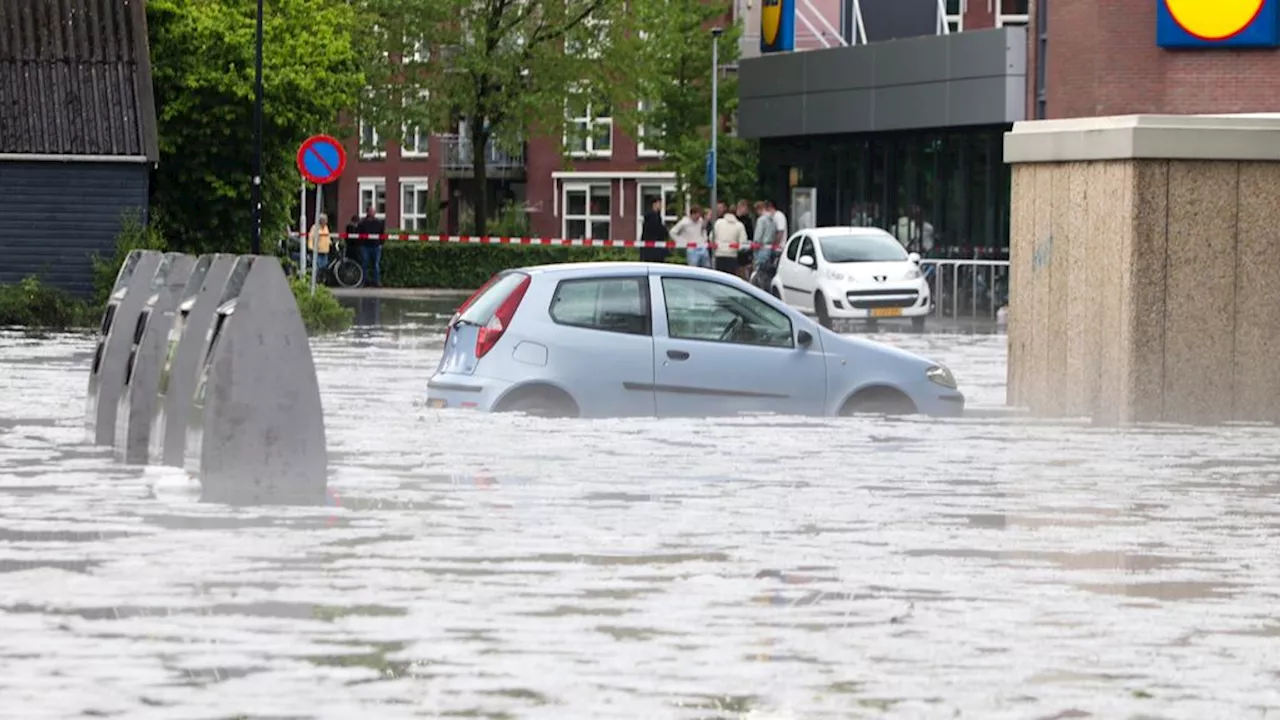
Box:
[147, 0, 365, 254]
[355, 0, 643, 235]
[623, 0, 760, 207]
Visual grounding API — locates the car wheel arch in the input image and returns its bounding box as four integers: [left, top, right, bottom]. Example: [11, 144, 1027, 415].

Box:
[493, 381, 581, 417]
[836, 383, 917, 416]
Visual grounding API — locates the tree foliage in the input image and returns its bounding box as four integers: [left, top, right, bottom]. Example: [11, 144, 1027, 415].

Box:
[356, 0, 644, 234]
[147, 0, 365, 254]
[624, 0, 760, 207]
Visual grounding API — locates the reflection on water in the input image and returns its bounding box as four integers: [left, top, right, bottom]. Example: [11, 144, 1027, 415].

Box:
[1, 299, 1280, 718]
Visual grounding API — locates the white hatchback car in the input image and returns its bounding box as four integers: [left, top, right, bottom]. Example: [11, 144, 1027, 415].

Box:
[771, 227, 931, 330]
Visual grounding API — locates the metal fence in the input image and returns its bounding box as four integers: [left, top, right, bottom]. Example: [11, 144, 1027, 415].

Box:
[919, 258, 1010, 320]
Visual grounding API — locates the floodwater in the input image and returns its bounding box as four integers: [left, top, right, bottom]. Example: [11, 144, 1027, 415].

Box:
[2, 296, 1280, 719]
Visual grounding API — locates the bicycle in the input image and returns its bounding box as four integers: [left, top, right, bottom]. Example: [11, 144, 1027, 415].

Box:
[277, 236, 364, 288]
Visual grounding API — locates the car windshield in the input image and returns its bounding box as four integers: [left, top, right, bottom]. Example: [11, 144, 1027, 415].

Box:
[818, 234, 908, 263]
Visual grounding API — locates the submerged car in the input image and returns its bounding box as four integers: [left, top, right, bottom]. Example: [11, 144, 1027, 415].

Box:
[771, 227, 931, 330]
[427, 262, 963, 419]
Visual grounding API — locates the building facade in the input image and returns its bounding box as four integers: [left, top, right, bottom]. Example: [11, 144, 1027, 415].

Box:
[0, 0, 159, 296]
[739, 0, 1280, 256]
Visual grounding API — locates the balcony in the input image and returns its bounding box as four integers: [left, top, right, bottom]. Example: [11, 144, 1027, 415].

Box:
[440, 134, 526, 179]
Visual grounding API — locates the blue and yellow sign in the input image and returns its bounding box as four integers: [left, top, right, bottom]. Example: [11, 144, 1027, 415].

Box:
[1156, 0, 1280, 48]
[760, 0, 795, 53]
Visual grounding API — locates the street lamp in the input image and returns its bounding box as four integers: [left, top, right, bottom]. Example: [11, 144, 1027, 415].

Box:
[251, 0, 264, 255]
[709, 27, 722, 222]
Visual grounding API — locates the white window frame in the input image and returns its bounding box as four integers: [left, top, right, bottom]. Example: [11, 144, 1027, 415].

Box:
[565, 16, 606, 58]
[358, 177, 387, 219]
[997, 0, 1029, 27]
[401, 90, 429, 158]
[565, 88, 613, 158]
[636, 98, 663, 158]
[562, 182, 612, 239]
[399, 177, 430, 231]
[944, 0, 964, 32]
[359, 89, 384, 159]
[635, 182, 677, 238]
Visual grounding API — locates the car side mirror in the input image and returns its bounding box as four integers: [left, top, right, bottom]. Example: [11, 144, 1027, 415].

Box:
[799, 255, 815, 268]
[797, 329, 813, 347]
[908, 252, 921, 264]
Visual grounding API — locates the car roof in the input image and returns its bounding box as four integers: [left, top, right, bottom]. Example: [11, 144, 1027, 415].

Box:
[514, 261, 728, 279]
[802, 226, 897, 239]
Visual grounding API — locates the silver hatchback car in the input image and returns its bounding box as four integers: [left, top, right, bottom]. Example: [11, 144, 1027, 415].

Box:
[427, 262, 964, 418]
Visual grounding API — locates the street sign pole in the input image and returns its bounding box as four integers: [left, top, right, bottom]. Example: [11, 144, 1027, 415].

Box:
[298, 179, 307, 279]
[295, 134, 347, 297]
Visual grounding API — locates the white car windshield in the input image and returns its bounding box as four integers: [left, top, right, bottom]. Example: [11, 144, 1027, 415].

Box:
[819, 234, 908, 263]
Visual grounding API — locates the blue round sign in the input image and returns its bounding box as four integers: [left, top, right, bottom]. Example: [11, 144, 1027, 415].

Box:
[296, 135, 346, 185]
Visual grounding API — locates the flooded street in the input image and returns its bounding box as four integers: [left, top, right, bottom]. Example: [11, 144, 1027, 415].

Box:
[3, 297, 1280, 719]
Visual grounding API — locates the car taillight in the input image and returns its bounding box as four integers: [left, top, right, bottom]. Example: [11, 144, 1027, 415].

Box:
[475, 276, 530, 359]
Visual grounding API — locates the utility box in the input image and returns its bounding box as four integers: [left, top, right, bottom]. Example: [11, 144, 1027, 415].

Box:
[151, 254, 239, 466]
[113, 252, 196, 465]
[184, 255, 327, 505]
[86, 250, 163, 446]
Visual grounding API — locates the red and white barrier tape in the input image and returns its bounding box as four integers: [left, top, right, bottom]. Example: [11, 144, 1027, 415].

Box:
[287, 231, 778, 250]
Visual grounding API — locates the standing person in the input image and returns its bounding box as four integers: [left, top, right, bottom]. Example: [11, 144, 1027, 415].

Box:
[767, 199, 788, 251]
[670, 205, 708, 268]
[751, 202, 777, 287]
[354, 205, 385, 287]
[734, 199, 755, 279]
[639, 198, 669, 263]
[712, 208, 747, 275]
[344, 214, 361, 263]
[306, 213, 332, 272]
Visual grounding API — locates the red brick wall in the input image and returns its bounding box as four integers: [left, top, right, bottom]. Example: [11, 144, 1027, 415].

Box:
[1038, 0, 1280, 119]
[963, 0, 996, 31]
[337, 133, 440, 231]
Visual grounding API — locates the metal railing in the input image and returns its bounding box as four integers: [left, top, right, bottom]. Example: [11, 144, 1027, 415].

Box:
[919, 257, 1010, 320]
[439, 134, 525, 171]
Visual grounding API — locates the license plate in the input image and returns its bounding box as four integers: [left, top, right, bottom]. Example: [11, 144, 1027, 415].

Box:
[870, 307, 902, 318]
[428, 398, 447, 408]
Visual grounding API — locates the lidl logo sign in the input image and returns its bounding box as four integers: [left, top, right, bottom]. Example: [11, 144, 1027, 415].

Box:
[1157, 0, 1280, 48]
[760, 0, 795, 54]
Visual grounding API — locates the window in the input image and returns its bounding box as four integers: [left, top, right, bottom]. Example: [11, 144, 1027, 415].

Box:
[400, 178, 430, 230]
[662, 277, 793, 348]
[784, 235, 802, 262]
[998, 0, 1029, 26]
[359, 89, 384, 159]
[549, 277, 650, 336]
[402, 90, 429, 157]
[798, 236, 816, 263]
[565, 16, 606, 58]
[944, 0, 963, 32]
[636, 183, 678, 238]
[566, 88, 612, 157]
[563, 184, 611, 239]
[358, 178, 387, 218]
[407, 37, 428, 62]
[637, 99, 663, 157]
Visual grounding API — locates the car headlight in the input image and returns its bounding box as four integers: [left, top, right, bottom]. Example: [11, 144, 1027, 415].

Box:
[824, 269, 847, 281]
[904, 267, 922, 280]
[926, 365, 957, 389]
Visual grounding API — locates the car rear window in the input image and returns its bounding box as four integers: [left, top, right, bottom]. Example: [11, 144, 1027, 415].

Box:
[459, 272, 529, 324]
[549, 277, 650, 336]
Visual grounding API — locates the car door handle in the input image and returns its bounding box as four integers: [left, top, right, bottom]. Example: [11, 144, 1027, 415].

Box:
[666, 349, 690, 361]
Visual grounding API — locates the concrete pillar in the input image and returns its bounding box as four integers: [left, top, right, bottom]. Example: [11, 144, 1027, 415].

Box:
[1004, 114, 1280, 424]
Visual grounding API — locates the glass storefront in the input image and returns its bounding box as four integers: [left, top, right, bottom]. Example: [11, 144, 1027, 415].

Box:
[759, 127, 1011, 257]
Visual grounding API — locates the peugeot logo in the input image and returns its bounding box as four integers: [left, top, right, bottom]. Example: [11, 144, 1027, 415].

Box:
[873, 275, 887, 283]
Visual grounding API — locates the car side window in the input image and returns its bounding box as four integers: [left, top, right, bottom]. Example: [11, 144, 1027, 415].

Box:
[661, 277, 794, 349]
[799, 236, 815, 263]
[549, 277, 650, 336]
[785, 235, 802, 262]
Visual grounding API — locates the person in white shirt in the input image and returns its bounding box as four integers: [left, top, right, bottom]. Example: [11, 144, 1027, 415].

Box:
[766, 199, 787, 249]
[670, 206, 708, 268]
[712, 210, 748, 275]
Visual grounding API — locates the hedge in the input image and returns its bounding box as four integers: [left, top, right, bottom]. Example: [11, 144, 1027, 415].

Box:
[379, 243, 649, 289]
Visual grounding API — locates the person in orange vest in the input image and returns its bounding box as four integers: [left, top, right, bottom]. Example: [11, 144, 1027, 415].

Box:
[307, 213, 332, 271]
